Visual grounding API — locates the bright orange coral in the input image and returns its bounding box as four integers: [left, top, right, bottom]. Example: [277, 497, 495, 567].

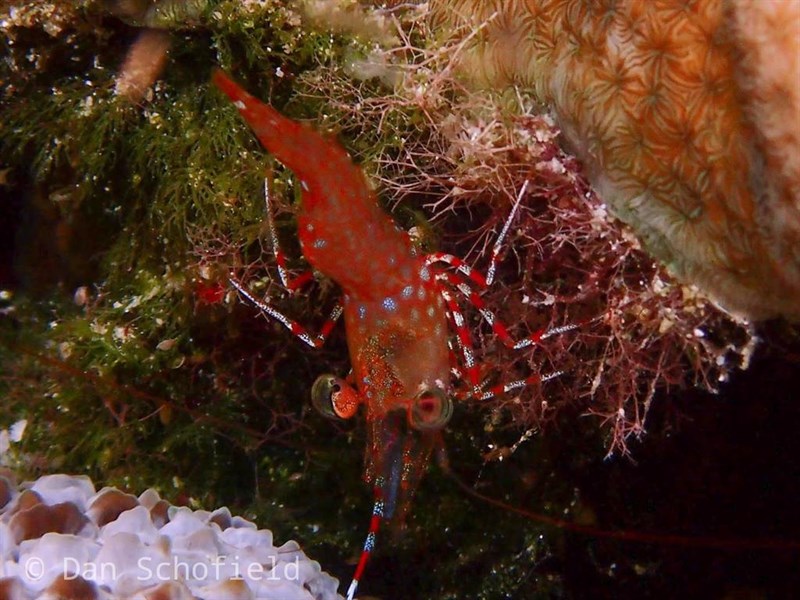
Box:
[430, 0, 800, 320]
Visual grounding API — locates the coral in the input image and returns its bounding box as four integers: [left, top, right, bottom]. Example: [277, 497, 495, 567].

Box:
[0, 472, 342, 599]
[428, 0, 800, 320]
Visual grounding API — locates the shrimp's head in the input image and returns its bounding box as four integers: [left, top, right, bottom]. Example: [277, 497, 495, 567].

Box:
[311, 372, 453, 524]
[312, 361, 453, 600]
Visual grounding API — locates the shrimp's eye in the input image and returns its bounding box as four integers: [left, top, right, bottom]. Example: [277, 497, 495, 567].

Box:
[409, 386, 453, 430]
[311, 374, 359, 420]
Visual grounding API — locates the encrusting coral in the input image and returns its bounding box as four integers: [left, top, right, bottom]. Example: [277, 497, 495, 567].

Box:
[0, 472, 342, 600]
[429, 0, 800, 320]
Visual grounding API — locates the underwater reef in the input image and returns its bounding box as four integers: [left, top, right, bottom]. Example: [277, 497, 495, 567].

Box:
[1, 1, 799, 599]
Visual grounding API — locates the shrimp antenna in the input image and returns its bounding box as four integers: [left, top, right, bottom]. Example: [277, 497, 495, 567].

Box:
[346, 482, 386, 600]
[486, 179, 529, 286]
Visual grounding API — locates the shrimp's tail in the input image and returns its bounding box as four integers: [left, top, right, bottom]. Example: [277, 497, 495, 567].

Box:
[212, 69, 343, 182]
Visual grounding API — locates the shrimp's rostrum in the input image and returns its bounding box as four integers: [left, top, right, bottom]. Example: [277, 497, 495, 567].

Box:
[213, 68, 568, 599]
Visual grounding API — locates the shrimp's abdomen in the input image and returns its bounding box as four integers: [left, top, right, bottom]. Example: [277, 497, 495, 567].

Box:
[213, 69, 414, 298]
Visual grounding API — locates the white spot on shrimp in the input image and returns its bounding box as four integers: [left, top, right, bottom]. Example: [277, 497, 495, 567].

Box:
[402, 285, 414, 299]
[313, 238, 327, 249]
[234, 100, 246, 110]
[410, 308, 420, 321]
[420, 266, 431, 281]
[417, 287, 426, 300]
[301, 180, 309, 191]
[463, 346, 475, 367]
[306, 223, 314, 232]
[388, 255, 397, 267]
[358, 305, 367, 319]
[383, 297, 397, 312]
[427, 306, 436, 317]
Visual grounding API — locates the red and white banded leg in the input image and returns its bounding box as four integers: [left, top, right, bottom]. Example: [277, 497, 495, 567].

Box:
[424, 179, 528, 289]
[439, 286, 482, 395]
[424, 252, 488, 288]
[439, 272, 568, 401]
[456, 278, 578, 350]
[436, 268, 577, 351]
[485, 179, 528, 286]
[229, 276, 342, 349]
[432, 180, 576, 399]
[263, 176, 315, 292]
[345, 482, 386, 600]
[465, 369, 565, 402]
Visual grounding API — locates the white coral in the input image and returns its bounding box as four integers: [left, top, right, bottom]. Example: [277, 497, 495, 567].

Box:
[0, 473, 343, 600]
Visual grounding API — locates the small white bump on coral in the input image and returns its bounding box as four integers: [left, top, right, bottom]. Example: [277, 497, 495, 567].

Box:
[0, 472, 343, 600]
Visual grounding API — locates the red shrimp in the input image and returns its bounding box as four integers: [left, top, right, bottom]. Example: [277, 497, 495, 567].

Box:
[213, 70, 456, 599]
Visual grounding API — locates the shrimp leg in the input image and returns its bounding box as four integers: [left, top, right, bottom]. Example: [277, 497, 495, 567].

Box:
[229, 276, 343, 349]
[229, 175, 342, 348]
[432, 180, 577, 356]
[261, 176, 315, 293]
